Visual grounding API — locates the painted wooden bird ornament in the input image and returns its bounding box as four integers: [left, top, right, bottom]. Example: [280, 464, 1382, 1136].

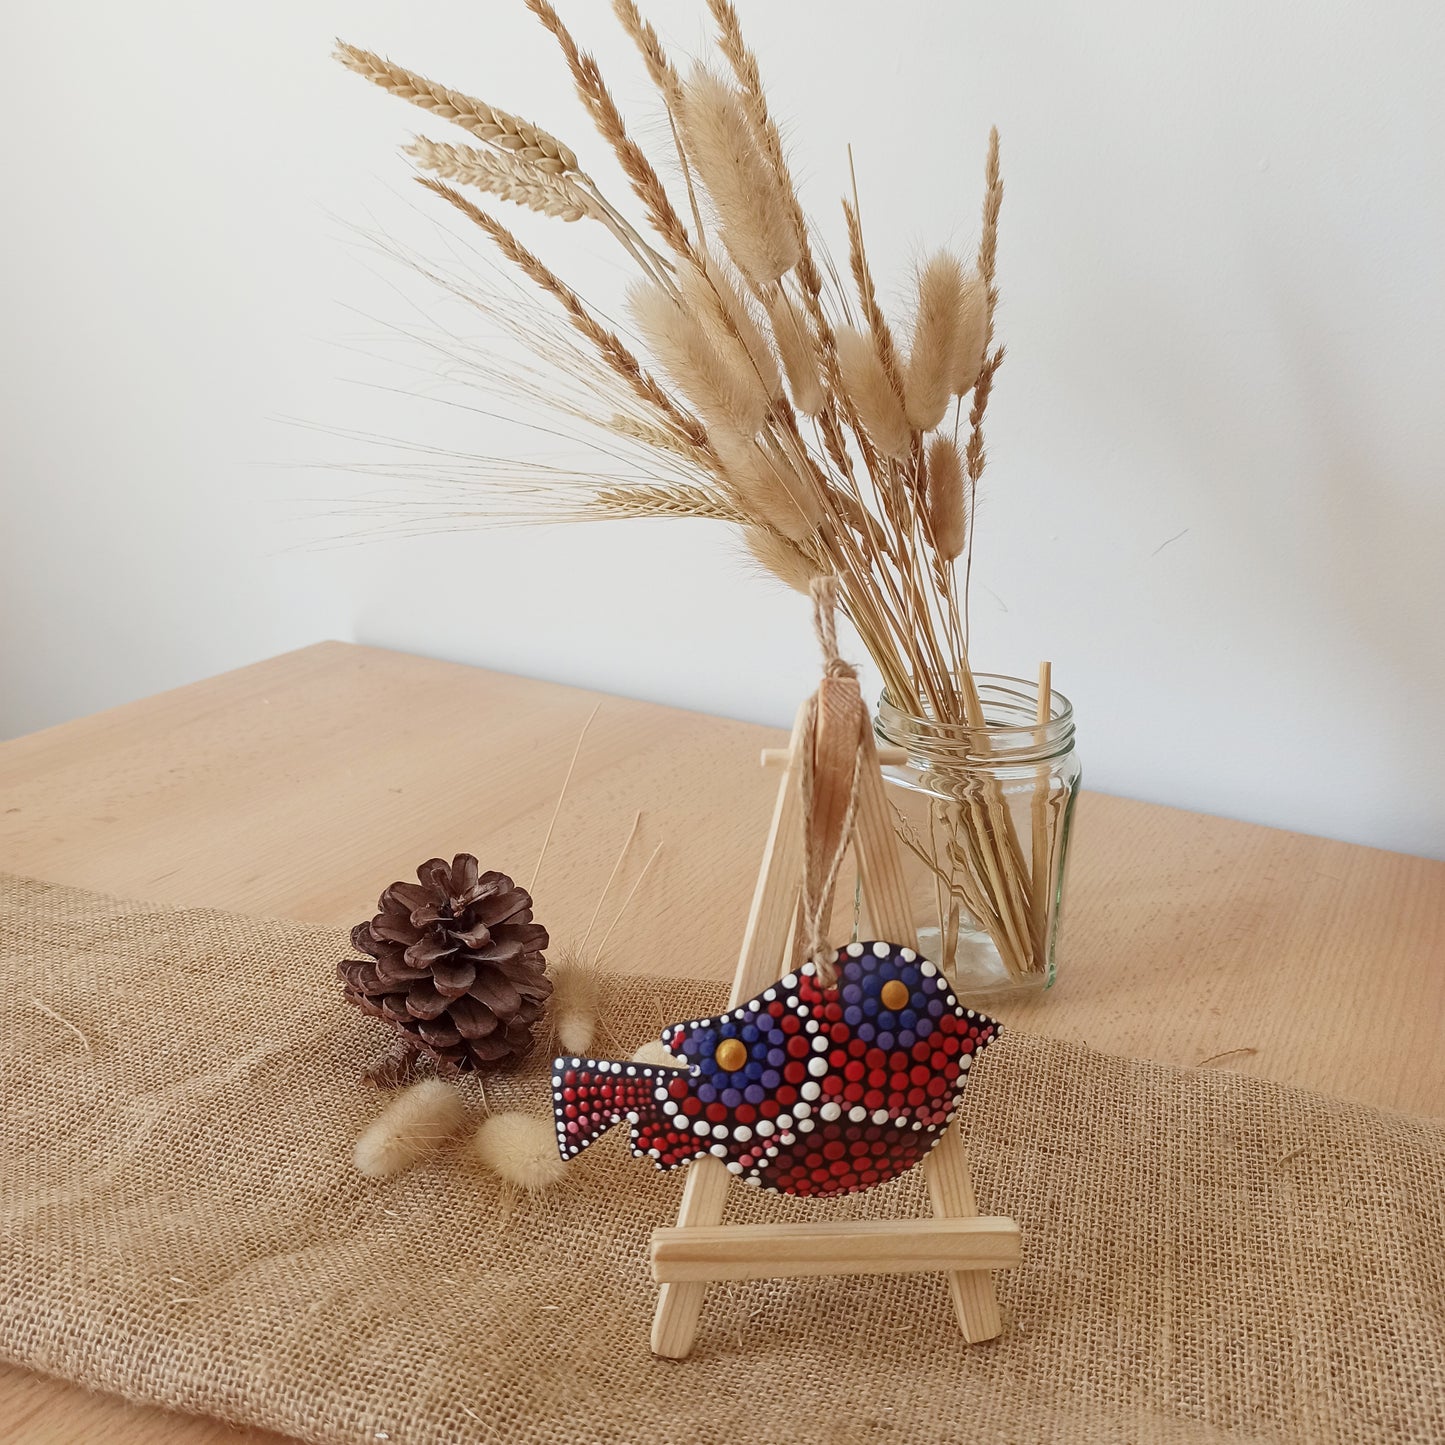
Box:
[551, 940, 998, 1197]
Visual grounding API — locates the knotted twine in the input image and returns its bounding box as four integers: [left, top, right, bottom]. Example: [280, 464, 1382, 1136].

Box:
[798, 578, 870, 987]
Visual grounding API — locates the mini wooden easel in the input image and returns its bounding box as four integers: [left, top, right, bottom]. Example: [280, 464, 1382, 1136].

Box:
[649, 593, 1019, 1359]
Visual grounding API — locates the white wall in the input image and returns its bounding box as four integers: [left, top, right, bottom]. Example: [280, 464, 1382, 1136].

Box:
[2, 1, 1442, 859]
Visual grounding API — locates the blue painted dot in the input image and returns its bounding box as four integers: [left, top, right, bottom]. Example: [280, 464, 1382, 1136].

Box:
[862, 996, 880, 1018]
[721, 1088, 742, 1108]
[698, 1057, 718, 1077]
[741, 1025, 759, 1043]
[743, 1083, 765, 1104]
[862, 973, 882, 997]
[900, 1009, 919, 1029]
[902, 966, 921, 988]
[697, 1083, 717, 1103]
[761, 1069, 781, 1089]
[744, 1060, 764, 1081]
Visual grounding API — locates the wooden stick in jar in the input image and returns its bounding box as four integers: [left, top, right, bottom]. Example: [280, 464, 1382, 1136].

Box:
[1029, 661, 1053, 969]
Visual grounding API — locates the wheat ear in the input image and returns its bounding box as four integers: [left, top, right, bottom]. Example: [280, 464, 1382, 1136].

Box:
[592, 484, 744, 523]
[335, 43, 578, 173]
[611, 0, 685, 114]
[405, 137, 594, 221]
[678, 65, 800, 285]
[605, 414, 706, 461]
[417, 178, 704, 445]
[523, 0, 691, 259]
[905, 252, 968, 430]
[711, 432, 820, 542]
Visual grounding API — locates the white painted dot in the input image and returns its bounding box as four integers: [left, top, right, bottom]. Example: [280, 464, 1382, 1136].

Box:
[648, 1148, 661, 1158]
[570, 1058, 580, 1067]
[765, 1145, 778, 1157]
[872, 941, 890, 958]
[895, 1117, 909, 1128]
[654, 1088, 668, 1101]
[782, 974, 798, 990]
[726, 1160, 743, 1173]
[778, 1132, 794, 1146]
[911, 1121, 923, 1130]
[871, 1109, 889, 1125]
[801, 962, 815, 976]
[804, 1018, 820, 1034]
[625, 1066, 636, 1076]
[960, 1055, 972, 1069]
[806, 1056, 828, 1077]
[709, 1143, 728, 1158]
[848, 1106, 867, 1123]
[662, 1100, 678, 1116]
[693, 1120, 711, 1136]
[755, 1119, 775, 1138]
[711, 1123, 729, 1140]
[797, 1117, 815, 1133]
[820, 1102, 841, 1121]
[733, 1125, 753, 1143]
[776, 1114, 793, 1130]
[847, 942, 865, 957]
[743, 1175, 762, 1188]
[793, 1101, 811, 1119]
[785, 996, 799, 1009]
[966, 1009, 976, 1020]
[810, 1035, 829, 1053]
[800, 1080, 821, 1100]
[901, 948, 917, 962]
[626, 1112, 639, 1125]
[763, 989, 776, 1001]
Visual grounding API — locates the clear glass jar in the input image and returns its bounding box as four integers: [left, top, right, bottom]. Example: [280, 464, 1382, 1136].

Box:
[875, 675, 1081, 999]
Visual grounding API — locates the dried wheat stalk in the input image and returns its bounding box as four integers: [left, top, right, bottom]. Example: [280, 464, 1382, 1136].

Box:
[337, 3, 1056, 980]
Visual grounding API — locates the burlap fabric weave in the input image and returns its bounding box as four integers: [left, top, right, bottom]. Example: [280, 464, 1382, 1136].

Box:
[1, 873, 1441, 1444]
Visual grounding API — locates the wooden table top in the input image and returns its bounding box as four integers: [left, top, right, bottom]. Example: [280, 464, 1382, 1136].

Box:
[2, 640, 1442, 1444]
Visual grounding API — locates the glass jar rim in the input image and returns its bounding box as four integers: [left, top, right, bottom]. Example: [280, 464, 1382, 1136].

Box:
[876, 673, 1074, 738]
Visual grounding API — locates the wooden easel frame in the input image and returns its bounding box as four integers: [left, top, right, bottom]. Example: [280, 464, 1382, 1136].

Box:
[649, 699, 1019, 1358]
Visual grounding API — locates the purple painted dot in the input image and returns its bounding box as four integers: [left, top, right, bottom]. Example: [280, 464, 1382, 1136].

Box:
[915, 1016, 935, 1038]
[897, 1031, 915, 1048]
[856, 1021, 875, 1042]
[876, 1031, 895, 1051]
[766, 1047, 787, 1067]
[697, 1083, 717, 1103]
[761, 1069, 781, 1089]
[743, 1083, 765, 1104]
[843, 1005, 864, 1027]
[841, 983, 862, 1004]
[926, 998, 945, 1018]
[721, 1088, 742, 1108]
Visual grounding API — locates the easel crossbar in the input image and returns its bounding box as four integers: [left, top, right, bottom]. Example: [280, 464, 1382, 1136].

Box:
[651, 1216, 1021, 1283]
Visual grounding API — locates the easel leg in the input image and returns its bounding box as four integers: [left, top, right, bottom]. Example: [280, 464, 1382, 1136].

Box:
[651, 1158, 731, 1358]
[924, 1129, 1002, 1342]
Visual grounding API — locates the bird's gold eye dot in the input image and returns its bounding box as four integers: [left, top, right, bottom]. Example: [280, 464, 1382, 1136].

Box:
[714, 1038, 748, 1073]
[880, 979, 910, 1011]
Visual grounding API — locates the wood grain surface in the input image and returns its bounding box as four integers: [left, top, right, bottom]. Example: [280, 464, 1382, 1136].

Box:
[2, 640, 1441, 1444]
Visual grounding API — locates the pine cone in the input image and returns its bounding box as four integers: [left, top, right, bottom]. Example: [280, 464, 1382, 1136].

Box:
[339, 854, 551, 1078]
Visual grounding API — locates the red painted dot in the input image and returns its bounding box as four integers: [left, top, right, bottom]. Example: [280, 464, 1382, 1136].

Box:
[910, 1064, 931, 1086]
[706, 1102, 727, 1123]
[907, 1087, 927, 1106]
[783, 1061, 806, 1084]
[768, 1001, 785, 1017]
[864, 1089, 885, 1110]
[848, 1038, 868, 1058]
[780, 1013, 801, 1034]
[844, 1060, 865, 1082]
[829, 1159, 850, 1176]
[912, 1040, 933, 1062]
[680, 1096, 702, 1117]
[734, 1103, 757, 1124]
[775, 1084, 799, 1106]
[828, 1049, 849, 1068]
[927, 1076, 948, 1097]
[785, 1035, 810, 1058]
[667, 1078, 689, 1099]
[760, 1098, 780, 1118]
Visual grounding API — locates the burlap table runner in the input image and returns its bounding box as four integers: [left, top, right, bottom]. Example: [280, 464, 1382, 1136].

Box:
[1, 873, 1440, 1444]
